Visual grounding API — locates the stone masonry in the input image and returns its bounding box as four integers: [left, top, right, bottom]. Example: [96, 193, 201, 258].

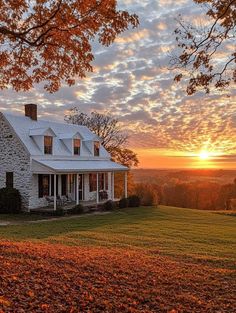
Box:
[0, 113, 31, 210]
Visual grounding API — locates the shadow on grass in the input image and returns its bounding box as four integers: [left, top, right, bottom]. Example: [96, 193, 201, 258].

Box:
[0, 207, 159, 240]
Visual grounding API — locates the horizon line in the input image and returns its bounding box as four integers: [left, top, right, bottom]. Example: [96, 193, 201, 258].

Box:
[132, 167, 236, 171]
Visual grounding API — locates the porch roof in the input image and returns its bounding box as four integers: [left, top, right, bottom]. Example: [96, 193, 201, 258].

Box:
[32, 159, 128, 173]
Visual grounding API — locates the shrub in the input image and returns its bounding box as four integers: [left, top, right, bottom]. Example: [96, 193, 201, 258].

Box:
[127, 195, 140, 207]
[0, 187, 22, 214]
[51, 207, 65, 217]
[102, 200, 117, 211]
[134, 183, 159, 206]
[68, 204, 84, 215]
[119, 197, 129, 209]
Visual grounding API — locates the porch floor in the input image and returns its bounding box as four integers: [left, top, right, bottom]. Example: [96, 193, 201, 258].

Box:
[30, 199, 120, 213]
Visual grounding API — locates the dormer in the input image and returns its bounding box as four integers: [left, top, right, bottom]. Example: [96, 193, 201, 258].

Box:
[83, 135, 102, 157]
[29, 127, 56, 155]
[59, 132, 84, 156]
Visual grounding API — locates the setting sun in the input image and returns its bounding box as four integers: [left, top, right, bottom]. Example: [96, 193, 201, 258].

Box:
[199, 151, 209, 160]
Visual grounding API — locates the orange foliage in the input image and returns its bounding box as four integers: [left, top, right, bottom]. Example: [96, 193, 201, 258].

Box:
[0, 241, 235, 312]
[115, 172, 135, 198]
[0, 1, 138, 92]
[134, 183, 160, 206]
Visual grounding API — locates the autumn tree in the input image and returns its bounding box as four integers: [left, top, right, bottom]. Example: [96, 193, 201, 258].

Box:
[233, 177, 236, 196]
[134, 183, 160, 206]
[172, 0, 236, 94]
[0, 0, 138, 92]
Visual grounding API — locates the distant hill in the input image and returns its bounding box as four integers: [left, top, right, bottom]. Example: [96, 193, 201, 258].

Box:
[132, 169, 236, 185]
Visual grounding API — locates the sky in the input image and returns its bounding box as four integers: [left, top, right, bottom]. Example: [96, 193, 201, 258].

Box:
[0, 0, 235, 169]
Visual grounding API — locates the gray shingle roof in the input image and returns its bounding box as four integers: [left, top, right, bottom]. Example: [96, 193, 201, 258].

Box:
[32, 159, 128, 172]
[3, 113, 110, 158]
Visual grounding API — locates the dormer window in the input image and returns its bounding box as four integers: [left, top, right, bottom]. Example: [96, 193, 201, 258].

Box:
[74, 139, 81, 155]
[94, 141, 100, 156]
[44, 136, 53, 154]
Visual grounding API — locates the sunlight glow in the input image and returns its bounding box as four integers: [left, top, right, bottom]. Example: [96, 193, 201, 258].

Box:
[199, 151, 209, 160]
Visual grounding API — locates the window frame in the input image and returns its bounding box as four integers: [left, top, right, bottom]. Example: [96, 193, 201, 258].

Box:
[44, 136, 53, 155]
[99, 173, 108, 190]
[94, 141, 100, 157]
[68, 174, 73, 194]
[73, 138, 81, 155]
[89, 173, 97, 192]
[38, 174, 50, 198]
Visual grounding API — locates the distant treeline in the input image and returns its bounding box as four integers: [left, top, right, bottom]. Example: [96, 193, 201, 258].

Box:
[167, 169, 236, 178]
[132, 169, 236, 186]
[134, 179, 236, 210]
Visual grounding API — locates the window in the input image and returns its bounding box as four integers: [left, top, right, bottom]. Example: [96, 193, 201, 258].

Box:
[74, 139, 81, 155]
[6, 172, 13, 188]
[38, 174, 50, 198]
[94, 141, 100, 156]
[89, 174, 97, 192]
[68, 174, 74, 193]
[105, 173, 108, 190]
[44, 136, 53, 154]
[99, 173, 108, 190]
[89, 173, 108, 192]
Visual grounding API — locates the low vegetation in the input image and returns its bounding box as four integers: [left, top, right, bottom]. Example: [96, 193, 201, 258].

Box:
[0, 187, 21, 214]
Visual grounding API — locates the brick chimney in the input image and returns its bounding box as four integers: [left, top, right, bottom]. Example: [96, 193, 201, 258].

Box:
[25, 104, 37, 121]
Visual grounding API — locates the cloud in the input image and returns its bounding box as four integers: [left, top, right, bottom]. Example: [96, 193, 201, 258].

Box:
[0, 0, 235, 162]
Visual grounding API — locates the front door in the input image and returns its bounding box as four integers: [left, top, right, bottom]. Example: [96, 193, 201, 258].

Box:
[61, 174, 67, 196]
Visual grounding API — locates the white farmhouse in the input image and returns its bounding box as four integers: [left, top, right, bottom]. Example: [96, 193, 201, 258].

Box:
[0, 104, 128, 211]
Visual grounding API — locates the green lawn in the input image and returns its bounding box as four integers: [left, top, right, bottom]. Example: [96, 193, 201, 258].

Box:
[0, 206, 235, 268]
[0, 213, 51, 222]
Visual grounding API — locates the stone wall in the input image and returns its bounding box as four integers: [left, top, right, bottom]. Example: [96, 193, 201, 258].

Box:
[0, 113, 31, 210]
[29, 174, 48, 209]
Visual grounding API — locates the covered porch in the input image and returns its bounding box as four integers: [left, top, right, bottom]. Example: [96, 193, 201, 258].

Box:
[30, 159, 128, 210]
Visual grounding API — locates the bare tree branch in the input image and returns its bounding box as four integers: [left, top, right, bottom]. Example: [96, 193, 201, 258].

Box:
[171, 0, 236, 94]
[65, 108, 138, 168]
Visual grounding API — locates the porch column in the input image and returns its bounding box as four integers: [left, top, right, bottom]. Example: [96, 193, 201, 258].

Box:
[74, 174, 76, 201]
[124, 171, 128, 198]
[67, 174, 70, 196]
[96, 172, 99, 204]
[103, 172, 106, 190]
[76, 174, 79, 205]
[58, 174, 62, 196]
[53, 174, 57, 211]
[111, 172, 114, 201]
[49, 175, 52, 196]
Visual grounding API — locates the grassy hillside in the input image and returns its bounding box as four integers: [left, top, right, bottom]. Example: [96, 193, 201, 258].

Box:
[0, 206, 235, 268]
[0, 206, 235, 312]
